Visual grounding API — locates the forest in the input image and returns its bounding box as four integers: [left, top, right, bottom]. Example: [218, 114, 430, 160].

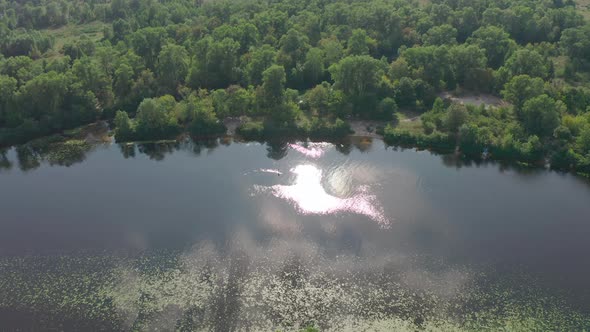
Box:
[1, 0, 590, 173]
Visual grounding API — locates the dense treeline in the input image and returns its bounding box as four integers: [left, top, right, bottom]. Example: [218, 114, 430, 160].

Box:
[1, 0, 590, 172]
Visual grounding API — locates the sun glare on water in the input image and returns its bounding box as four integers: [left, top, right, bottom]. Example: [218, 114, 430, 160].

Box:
[254, 143, 391, 228]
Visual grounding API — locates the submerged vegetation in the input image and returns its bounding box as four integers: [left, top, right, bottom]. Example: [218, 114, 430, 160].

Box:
[1, 248, 589, 331]
[1, 0, 590, 172]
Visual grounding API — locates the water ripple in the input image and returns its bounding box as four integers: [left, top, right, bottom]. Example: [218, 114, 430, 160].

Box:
[255, 164, 391, 228]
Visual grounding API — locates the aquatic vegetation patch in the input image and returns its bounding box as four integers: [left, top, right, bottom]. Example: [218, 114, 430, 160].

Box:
[1, 244, 589, 331]
[12, 137, 96, 170]
[0, 255, 125, 330]
[46, 140, 92, 166]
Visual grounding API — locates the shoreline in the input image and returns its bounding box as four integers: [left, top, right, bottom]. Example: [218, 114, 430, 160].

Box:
[4, 120, 588, 179]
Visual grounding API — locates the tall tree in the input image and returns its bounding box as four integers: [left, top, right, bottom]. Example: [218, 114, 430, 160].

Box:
[261, 65, 286, 108]
[187, 38, 240, 89]
[0, 75, 17, 127]
[424, 24, 458, 46]
[347, 29, 375, 55]
[522, 95, 563, 136]
[501, 75, 545, 111]
[499, 49, 550, 80]
[71, 57, 113, 110]
[468, 26, 516, 69]
[329, 55, 386, 98]
[302, 48, 325, 87]
[156, 44, 189, 95]
[449, 44, 487, 87]
[130, 27, 167, 69]
[244, 44, 277, 86]
[134, 97, 179, 139]
[114, 63, 134, 109]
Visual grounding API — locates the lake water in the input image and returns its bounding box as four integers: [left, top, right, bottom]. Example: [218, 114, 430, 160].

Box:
[1, 138, 589, 331]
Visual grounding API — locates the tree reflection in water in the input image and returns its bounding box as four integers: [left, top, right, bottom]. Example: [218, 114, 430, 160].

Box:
[0, 148, 12, 171]
[2, 137, 571, 181]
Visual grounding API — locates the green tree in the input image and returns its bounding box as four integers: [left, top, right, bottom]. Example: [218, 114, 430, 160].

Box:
[261, 65, 286, 109]
[401, 46, 454, 89]
[210, 89, 229, 117]
[445, 103, 468, 132]
[319, 37, 344, 67]
[188, 37, 240, 89]
[71, 57, 114, 110]
[117, 51, 145, 77]
[431, 97, 445, 113]
[347, 29, 376, 55]
[130, 70, 157, 109]
[303, 82, 347, 117]
[376, 97, 398, 121]
[389, 57, 410, 79]
[213, 22, 259, 54]
[449, 44, 487, 87]
[560, 26, 590, 64]
[329, 55, 386, 98]
[522, 95, 563, 136]
[65, 84, 100, 127]
[114, 64, 134, 107]
[499, 49, 550, 80]
[577, 126, 590, 154]
[135, 97, 179, 139]
[184, 95, 226, 137]
[304, 83, 331, 115]
[424, 24, 457, 46]
[18, 71, 69, 125]
[95, 46, 117, 76]
[156, 44, 189, 95]
[395, 77, 416, 109]
[302, 48, 325, 87]
[468, 26, 516, 69]
[63, 36, 96, 60]
[244, 44, 277, 86]
[277, 29, 310, 70]
[110, 0, 129, 19]
[1, 56, 41, 85]
[114, 110, 134, 141]
[45, 56, 71, 73]
[501, 75, 544, 111]
[112, 19, 132, 42]
[130, 27, 167, 69]
[0, 75, 17, 127]
[413, 79, 437, 108]
[459, 123, 493, 152]
[225, 85, 254, 116]
[453, 7, 478, 42]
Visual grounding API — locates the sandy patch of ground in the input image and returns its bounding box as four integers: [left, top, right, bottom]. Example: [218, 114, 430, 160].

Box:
[349, 120, 391, 138]
[438, 92, 508, 108]
[223, 117, 247, 135]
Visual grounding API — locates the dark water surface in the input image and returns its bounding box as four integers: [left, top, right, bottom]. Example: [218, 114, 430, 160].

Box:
[1, 138, 589, 331]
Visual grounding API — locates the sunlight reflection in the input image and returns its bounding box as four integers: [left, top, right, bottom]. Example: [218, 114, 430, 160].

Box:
[256, 164, 391, 228]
